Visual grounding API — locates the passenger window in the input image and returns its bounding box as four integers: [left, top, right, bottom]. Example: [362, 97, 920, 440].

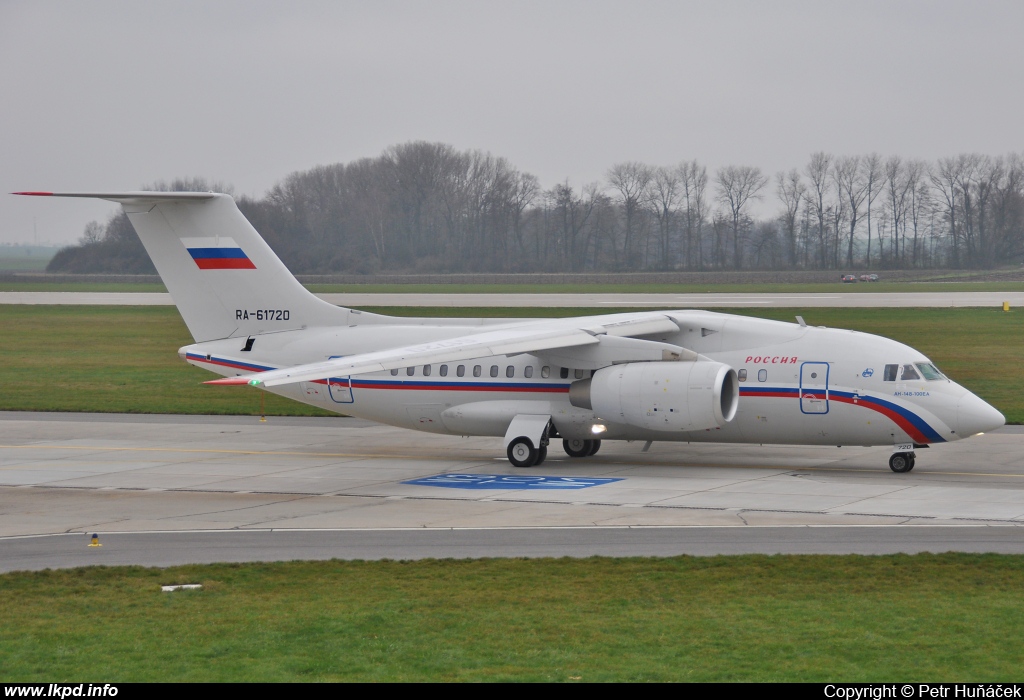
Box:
[457, 365, 465, 377]
[506, 366, 515, 378]
[473, 365, 482, 377]
[524, 366, 534, 378]
[883, 364, 899, 381]
[439, 364, 448, 377]
[758, 369, 767, 382]
[490, 365, 499, 378]
[560, 368, 569, 379]
[406, 366, 415, 376]
[423, 365, 432, 376]
[574, 369, 585, 379]
[738, 369, 747, 382]
[916, 363, 944, 381]
[541, 366, 550, 378]
[391, 369, 399, 376]
[901, 364, 921, 381]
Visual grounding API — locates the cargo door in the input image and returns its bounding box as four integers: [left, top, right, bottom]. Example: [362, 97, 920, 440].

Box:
[328, 377, 354, 404]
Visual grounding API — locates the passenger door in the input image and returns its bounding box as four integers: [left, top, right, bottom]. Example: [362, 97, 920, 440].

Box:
[799, 362, 829, 414]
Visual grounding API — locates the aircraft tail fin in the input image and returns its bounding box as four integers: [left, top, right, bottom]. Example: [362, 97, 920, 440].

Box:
[17, 191, 364, 342]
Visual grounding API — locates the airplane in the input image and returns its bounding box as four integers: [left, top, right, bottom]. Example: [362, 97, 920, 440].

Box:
[16, 190, 1005, 472]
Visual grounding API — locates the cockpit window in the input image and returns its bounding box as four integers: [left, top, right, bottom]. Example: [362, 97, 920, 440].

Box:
[901, 364, 921, 381]
[915, 363, 945, 381]
[883, 364, 899, 382]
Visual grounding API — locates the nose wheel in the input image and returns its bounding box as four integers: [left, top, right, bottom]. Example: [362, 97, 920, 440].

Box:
[889, 452, 916, 473]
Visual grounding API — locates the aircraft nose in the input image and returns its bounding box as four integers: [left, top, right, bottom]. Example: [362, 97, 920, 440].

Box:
[957, 392, 1005, 436]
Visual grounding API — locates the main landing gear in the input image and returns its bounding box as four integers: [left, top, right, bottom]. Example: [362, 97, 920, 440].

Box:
[563, 438, 602, 458]
[889, 452, 916, 473]
[509, 437, 603, 467]
[507, 437, 548, 468]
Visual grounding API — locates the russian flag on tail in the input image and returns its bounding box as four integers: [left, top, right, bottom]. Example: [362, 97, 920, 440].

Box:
[181, 237, 256, 270]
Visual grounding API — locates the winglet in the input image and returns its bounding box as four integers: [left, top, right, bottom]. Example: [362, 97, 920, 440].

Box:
[203, 377, 254, 386]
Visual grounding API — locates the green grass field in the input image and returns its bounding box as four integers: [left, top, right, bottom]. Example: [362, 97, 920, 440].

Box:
[2, 554, 1023, 681]
[0, 281, 168, 292]
[306, 281, 1024, 294]
[0, 305, 1019, 422]
[2, 280, 1023, 294]
[0, 257, 51, 272]
[2, 307, 1022, 682]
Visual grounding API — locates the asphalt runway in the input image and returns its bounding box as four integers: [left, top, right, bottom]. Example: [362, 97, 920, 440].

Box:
[1, 291, 1022, 308]
[4, 527, 1024, 573]
[1, 412, 1022, 571]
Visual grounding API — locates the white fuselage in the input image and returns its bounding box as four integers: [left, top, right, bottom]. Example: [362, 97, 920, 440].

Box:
[181, 309, 1000, 449]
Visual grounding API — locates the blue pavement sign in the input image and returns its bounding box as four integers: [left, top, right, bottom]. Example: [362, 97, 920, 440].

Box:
[402, 474, 623, 490]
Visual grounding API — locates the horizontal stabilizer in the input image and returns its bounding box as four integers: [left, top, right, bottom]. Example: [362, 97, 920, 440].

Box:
[203, 376, 255, 386]
[14, 191, 216, 203]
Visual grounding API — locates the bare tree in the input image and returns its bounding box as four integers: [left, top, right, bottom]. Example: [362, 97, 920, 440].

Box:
[716, 165, 769, 269]
[79, 221, 104, 245]
[834, 156, 866, 268]
[904, 160, 928, 267]
[775, 169, 805, 267]
[931, 156, 965, 267]
[862, 153, 884, 267]
[648, 166, 682, 268]
[549, 180, 599, 271]
[607, 162, 652, 267]
[679, 160, 709, 269]
[804, 152, 832, 267]
[510, 172, 540, 259]
[885, 156, 913, 266]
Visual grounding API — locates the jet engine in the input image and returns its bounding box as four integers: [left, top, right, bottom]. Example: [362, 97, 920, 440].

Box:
[569, 361, 738, 431]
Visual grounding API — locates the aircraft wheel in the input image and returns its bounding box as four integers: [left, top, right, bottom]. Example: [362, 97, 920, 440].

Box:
[588, 439, 602, 456]
[535, 445, 548, 465]
[507, 437, 538, 468]
[563, 438, 592, 458]
[889, 452, 914, 473]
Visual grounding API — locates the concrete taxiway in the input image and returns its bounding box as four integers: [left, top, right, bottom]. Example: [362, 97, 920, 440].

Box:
[1, 412, 1022, 570]
[1, 291, 1022, 308]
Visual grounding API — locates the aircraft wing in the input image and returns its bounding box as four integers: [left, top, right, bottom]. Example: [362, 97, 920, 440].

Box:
[208, 313, 683, 388]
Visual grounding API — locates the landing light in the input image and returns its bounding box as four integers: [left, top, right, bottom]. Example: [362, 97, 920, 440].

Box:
[974, 432, 985, 437]
[591, 424, 607, 435]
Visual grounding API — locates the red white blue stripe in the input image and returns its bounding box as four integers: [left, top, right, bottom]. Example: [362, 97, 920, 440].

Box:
[740, 386, 945, 444]
[181, 237, 256, 270]
[189, 352, 945, 443]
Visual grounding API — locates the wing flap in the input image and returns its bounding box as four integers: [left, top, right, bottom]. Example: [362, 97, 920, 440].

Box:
[582, 316, 681, 337]
[250, 326, 601, 387]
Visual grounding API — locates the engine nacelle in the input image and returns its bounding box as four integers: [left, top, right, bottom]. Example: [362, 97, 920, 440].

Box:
[569, 361, 738, 432]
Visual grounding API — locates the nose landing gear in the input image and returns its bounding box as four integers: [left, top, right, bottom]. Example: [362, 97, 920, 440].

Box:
[889, 452, 916, 473]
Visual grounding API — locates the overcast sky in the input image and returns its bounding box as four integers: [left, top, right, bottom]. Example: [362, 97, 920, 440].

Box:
[2, 0, 1022, 245]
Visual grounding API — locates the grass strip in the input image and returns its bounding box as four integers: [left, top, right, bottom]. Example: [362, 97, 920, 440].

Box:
[1, 554, 1023, 681]
[0, 305, 1019, 422]
[2, 280, 1022, 294]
